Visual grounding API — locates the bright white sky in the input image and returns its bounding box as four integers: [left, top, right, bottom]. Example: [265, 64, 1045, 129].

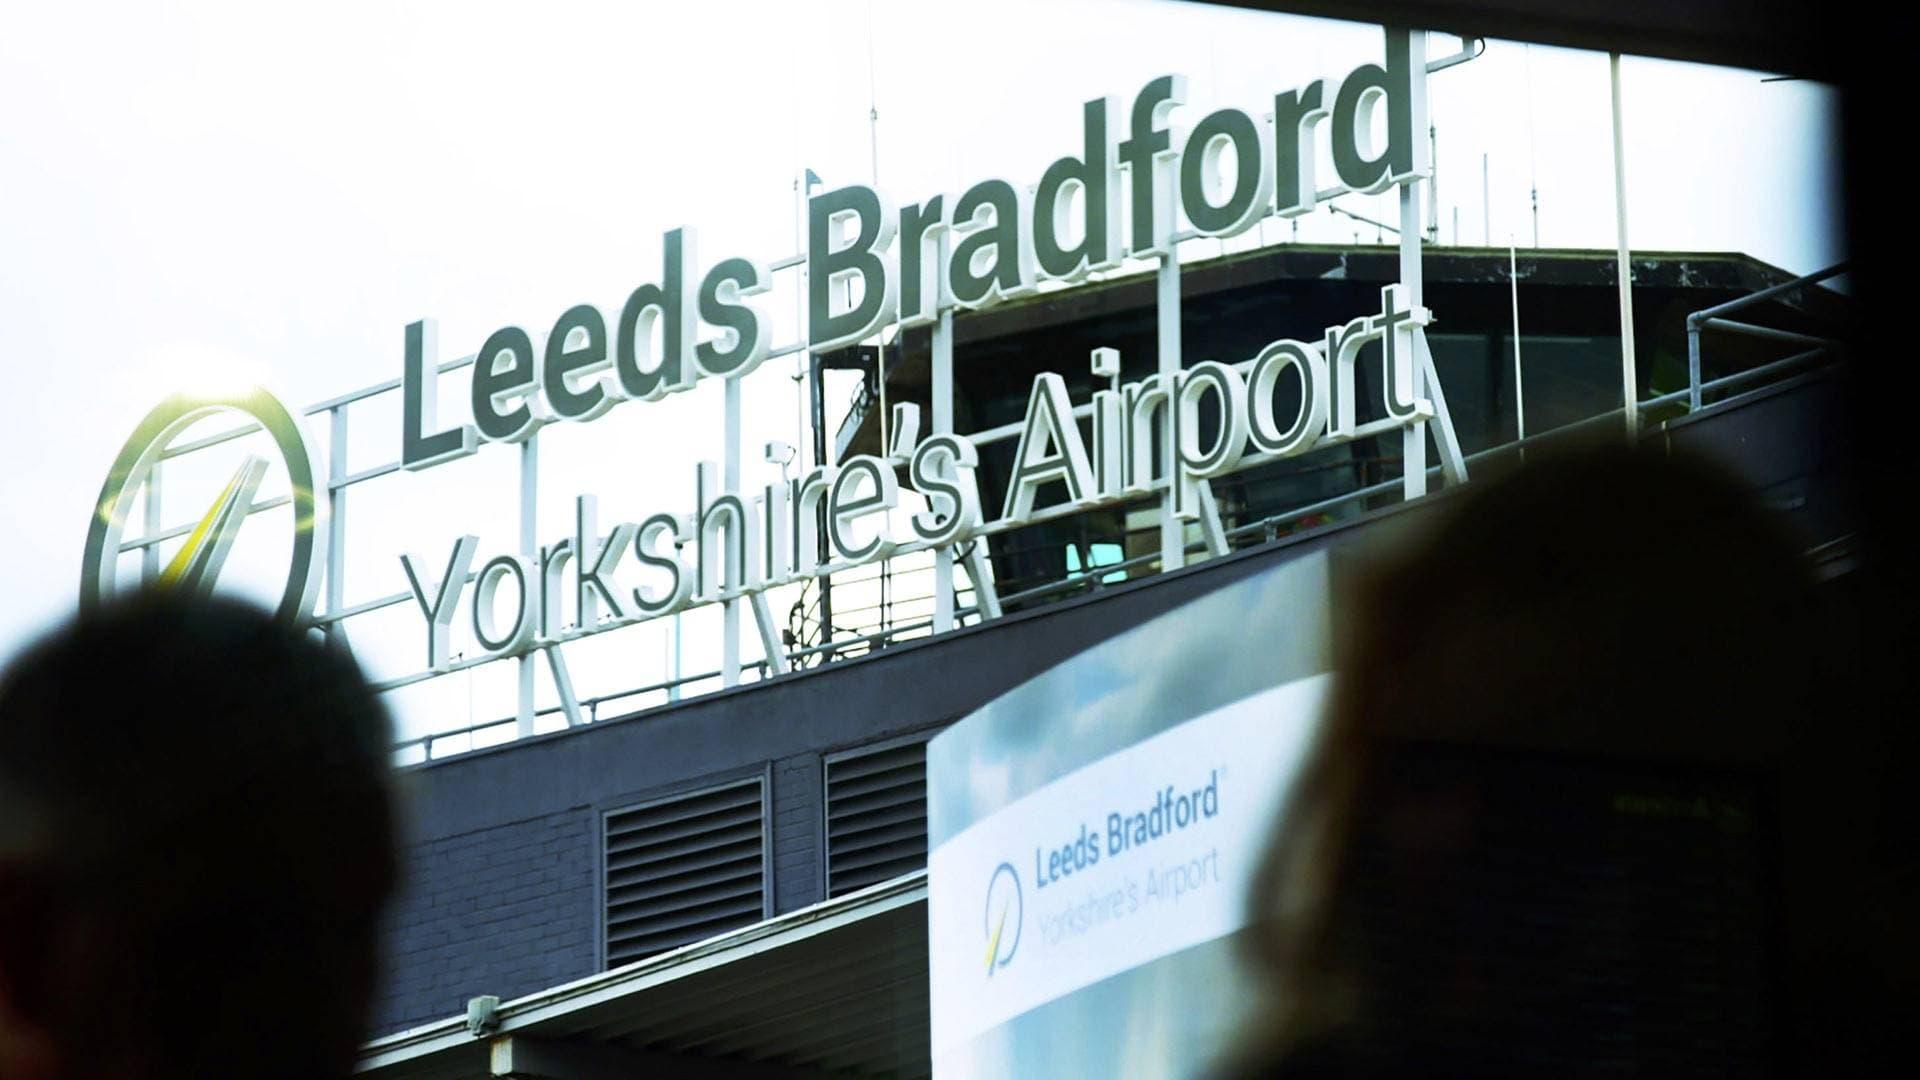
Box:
[0, 1, 1841, 748]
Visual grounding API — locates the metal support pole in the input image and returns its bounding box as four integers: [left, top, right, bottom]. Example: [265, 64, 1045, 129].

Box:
[1610, 53, 1639, 441]
[1474, 151, 1489, 245]
[668, 611, 683, 702]
[1156, 184, 1183, 573]
[932, 305, 956, 632]
[325, 407, 349, 644]
[1686, 320, 1702, 413]
[1481, 152, 1490, 247]
[793, 170, 811, 523]
[794, 167, 831, 659]
[808, 355, 833, 652]
[517, 434, 538, 735]
[875, 333, 891, 638]
[722, 377, 742, 687]
[1397, 27, 1429, 500]
[1510, 243, 1528, 457]
[1427, 121, 1439, 242]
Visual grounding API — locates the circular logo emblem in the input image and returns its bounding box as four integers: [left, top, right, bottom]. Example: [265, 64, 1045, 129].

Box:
[80, 388, 323, 624]
[984, 861, 1022, 976]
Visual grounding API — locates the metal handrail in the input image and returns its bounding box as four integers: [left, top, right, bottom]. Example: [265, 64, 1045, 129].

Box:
[1686, 262, 1846, 411]
[395, 659, 768, 760]
[394, 607, 989, 762]
[996, 347, 1841, 612]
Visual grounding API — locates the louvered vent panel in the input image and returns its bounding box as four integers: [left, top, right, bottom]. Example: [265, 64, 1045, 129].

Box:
[604, 780, 765, 968]
[826, 740, 928, 897]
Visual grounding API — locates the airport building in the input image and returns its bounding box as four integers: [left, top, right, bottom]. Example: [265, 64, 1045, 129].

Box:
[346, 241, 1852, 1079]
[71, 21, 1855, 1078]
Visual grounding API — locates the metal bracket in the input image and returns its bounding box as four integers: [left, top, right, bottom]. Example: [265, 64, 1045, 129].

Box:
[1195, 480, 1230, 558]
[1426, 34, 1485, 73]
[961, 544, 1002, 620]
[750, 592, 789, 677]
[545, 645, 582, 728]
[1418, 332, 1470, 486]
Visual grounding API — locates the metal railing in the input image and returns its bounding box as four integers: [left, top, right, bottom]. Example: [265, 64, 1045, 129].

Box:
[391, 551, 983, 761]
[1686, 262, 1846, 411]
[398, 328, 1846, 765]
[247, 255, 1835, 765]
[996, 348, 1841, 613]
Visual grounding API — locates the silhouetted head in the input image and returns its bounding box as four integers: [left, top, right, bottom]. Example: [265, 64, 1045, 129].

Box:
[0, 595, 397, 1080]
[1234, 442, 1815, 1076]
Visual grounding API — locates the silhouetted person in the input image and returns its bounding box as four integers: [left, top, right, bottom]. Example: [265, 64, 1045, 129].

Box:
[0, 595, 397, 1080]
[1230, 443, 1817, 1077]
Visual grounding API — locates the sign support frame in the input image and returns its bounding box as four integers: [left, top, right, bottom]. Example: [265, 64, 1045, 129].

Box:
[933, 305, 957, 633]
[518, 435, 540, 734]
[1157, 177, 1184, 574]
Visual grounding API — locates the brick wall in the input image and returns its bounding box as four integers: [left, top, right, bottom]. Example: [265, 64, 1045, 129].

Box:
[770, 752, 823, 912]
[371, 808, 596, 1035]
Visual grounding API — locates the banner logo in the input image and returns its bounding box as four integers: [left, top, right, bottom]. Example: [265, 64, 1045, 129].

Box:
[984, 861, 1023, 976]
[80, 388, 323, 624]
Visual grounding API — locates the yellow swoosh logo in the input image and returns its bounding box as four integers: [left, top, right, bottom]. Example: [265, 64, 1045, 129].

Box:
[161, 454, 267, 594]
[985, 904, 1007, 974]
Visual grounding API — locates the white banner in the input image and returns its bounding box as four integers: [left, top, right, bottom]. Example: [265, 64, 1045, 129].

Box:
[926, 672, 1329, 1062]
